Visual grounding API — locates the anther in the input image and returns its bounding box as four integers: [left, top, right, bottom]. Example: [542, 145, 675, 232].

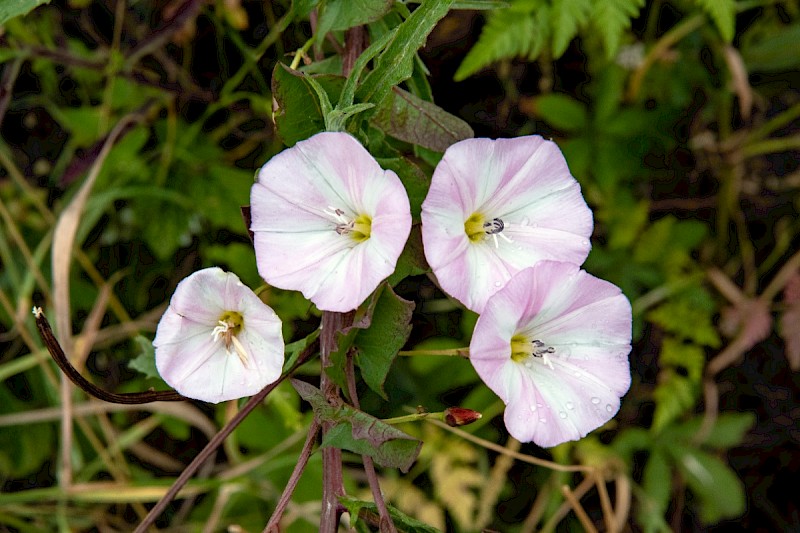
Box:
[483, 218, 504, 234]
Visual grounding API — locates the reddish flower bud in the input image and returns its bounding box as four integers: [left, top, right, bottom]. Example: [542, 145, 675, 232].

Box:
[444, 407, 482, 427]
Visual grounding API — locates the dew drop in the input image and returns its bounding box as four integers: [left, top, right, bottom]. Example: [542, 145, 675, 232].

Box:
[606, 404, 614, 413]
[581, 239, 589, 246]
[573, 370, 582, 377]
[539, 418, 547, 424]
[529, 404, 537, 413]
[591, 397, 601, 405]
[521, 216, 530, 225]
[494, 281, 503, 287]
[558, 411, 567, 419]
[566, 401, 575, 410]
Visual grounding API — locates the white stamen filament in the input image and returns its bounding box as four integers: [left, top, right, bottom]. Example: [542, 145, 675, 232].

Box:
[211, 320, 249, 368]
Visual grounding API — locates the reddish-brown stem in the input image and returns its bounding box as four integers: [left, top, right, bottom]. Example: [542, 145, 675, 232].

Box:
[345, 352, 397, 533]
[342, 27, 367, 77]
[319, 311, 351, 533]
[262, 419, 321, 533]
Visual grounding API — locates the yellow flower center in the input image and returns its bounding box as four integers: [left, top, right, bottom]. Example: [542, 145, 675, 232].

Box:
[510, 334, 555, 369]
[337, 214, 372, 242]
[328, 206, 372, 242]
[212, 311, 249, 367]
[465, 212, 506, 244]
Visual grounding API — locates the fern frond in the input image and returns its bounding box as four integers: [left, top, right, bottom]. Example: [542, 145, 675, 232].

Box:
[590, 0, 645, 60]
[454, 0, 550, 81]
[550, 0, 592, 57]
[692, 0, 735, 42]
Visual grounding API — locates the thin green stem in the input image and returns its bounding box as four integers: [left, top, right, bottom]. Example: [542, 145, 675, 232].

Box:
[742, 135, 800, 158]
[382, 411, 445, 425]
[289, 38, 315, 70]
[397, 348, 469, 358]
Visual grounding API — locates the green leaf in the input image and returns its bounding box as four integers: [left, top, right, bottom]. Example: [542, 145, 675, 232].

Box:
[741, 22, 800, 73]
[372, 87, 474, 152]
[127, 335, 160, 380]
[339, 27, 398, 109]
[293, 380, 422, 472]
[611, 427, 652, 463]
[659, 337, 704, 382]
[283, 329, 321, 372]
[454, 1, 549, 81]
[317, 0, 393, 38]
[651, 371, 697, 433]
[340, 495, 442, 532]
[292, 0, 321, 18]
[590, 0, 645, 60]
[452, 0, 509, 8]
[357, 0, 455, 104]
[670, 446, 746, 523]
[550, 0, 591, 58]
[0, 0, 50, 26]
[647, 291, 720, 347]
[531, 93, 589, 132]
[271, 63, 344, 145]
[692, 0, 735, 42]
[639, 450, 672, 532]
[668, 412, 755, 449]
[353, 284, 415, 398]
[376, 156, 431, 220]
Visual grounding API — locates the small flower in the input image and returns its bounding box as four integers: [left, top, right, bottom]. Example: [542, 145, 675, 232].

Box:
[469, 261, 631, 447]
[154, 268, 284, 403]
[421, 136, 593, 313]
[250, 132, 412, 312]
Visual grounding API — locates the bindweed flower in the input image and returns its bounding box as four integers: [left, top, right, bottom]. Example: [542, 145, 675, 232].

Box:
[154, 268, 284, 403]
[469, 261, 631, 447]
[421, 136, 593, 313]
[250, 132, 412, 312]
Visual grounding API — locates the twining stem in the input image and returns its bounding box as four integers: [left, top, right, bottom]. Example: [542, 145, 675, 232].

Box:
[262, 419, 321, 533]
[133, 339, 319, 533]
[345, 352, 397, 533]
[318, 311, 351, 533]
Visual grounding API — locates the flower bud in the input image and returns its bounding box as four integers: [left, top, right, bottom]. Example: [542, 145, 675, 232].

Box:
[444, 407, 482, 427]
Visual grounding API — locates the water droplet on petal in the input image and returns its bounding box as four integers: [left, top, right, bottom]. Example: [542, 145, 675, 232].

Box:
[539, 418, 547, 424]
[521, 216, 530, 225]
[529, 404, 537, 413]
[558, 411, 567, 419]
[494, 281, 503, 287]
[606, 404, 614, 413]
[591, 397, 601, 405]
[581, 239, 589, 246]
[566, 401, 575, 410]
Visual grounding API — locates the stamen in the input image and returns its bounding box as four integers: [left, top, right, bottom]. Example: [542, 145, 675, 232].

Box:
[510, 335, 555, 369]
[211, 317, 249, 368]
[483, 218, 504, 234]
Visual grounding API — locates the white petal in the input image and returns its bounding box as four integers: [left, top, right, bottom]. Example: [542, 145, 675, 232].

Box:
[251, 132, 411, 312]
[154, 268, 285, 403]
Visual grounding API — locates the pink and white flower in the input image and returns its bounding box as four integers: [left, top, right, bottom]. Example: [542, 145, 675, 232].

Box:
[469, 261, 632, 447]
[250, 132, 412, 312]
[421, 136, 593, 313]
[154, 268, 284, 403]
